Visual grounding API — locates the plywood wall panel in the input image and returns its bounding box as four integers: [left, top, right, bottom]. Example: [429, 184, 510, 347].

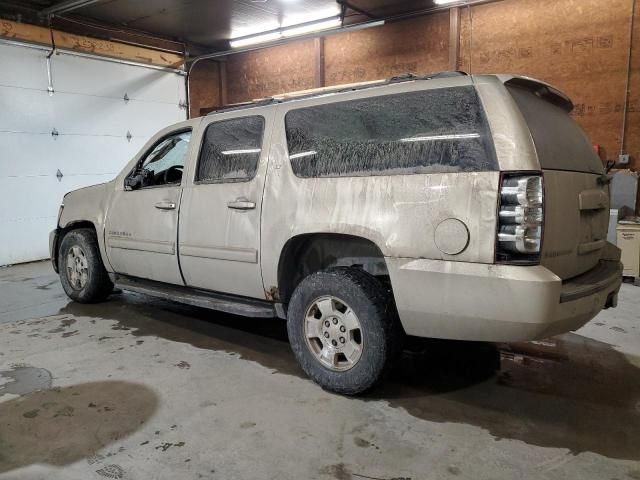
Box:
[225, 40, 317, 104]
[324, 13, 449, 86]
[188, 0, 636, 168]
[460, 0, 636, 167]
[624, 1, 639, 169]
[189, 60, 221, 117]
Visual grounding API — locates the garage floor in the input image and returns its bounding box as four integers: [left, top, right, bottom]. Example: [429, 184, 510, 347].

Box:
[1, 261, 639, 480]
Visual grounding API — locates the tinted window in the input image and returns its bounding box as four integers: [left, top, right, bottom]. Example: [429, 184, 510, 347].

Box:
[196, 116, 265, 183]
[508, 85, 603, 174]
[285, 87, 497, 178]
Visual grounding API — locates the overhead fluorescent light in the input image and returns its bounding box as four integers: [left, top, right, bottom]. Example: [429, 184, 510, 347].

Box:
[434, 0, 465, 4]
[230, 16, 343, 48]
[281, 6, 342, 27]
[283, 18, 342, 37]
[230, 32, 282, 48]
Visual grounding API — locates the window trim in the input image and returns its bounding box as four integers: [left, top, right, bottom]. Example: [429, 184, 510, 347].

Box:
[283, 86, 498, 179]
[193, 115, 266, 185]
[125, 128, 192, 191]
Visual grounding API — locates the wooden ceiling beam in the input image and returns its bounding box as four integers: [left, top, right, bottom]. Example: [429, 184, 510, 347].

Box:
[0, 18, 184, 68]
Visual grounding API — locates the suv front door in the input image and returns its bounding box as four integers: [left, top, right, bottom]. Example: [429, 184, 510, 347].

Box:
[105, 129, 192, 284]
[178, 111, 273, 298]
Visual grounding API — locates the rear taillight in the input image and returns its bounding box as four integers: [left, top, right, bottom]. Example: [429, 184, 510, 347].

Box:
[496, 173, 544, 264]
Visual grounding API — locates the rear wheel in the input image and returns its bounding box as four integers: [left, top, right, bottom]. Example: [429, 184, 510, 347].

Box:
[59, 228, 113, 303]
[287, 267, 402, 395]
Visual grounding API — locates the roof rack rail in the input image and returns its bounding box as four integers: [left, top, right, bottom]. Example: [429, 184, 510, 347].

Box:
[389, 71, 467, 84]
[205, 71, 470, 116]
[206, 97, 280, 115]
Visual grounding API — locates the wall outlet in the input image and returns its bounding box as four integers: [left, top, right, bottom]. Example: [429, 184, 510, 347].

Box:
[619, 153, 630, 165]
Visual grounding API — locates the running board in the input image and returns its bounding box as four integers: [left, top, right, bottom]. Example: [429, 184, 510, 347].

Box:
[114, 275, 277, 318]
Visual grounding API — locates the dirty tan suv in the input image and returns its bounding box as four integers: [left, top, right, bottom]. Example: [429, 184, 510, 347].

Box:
[50, 72, 623, 394]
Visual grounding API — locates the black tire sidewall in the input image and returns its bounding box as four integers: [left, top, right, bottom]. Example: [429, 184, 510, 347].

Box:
[287, 268, 397, 395]
[59, 229, 112, 303]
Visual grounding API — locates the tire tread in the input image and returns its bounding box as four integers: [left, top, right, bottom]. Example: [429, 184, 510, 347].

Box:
[287, 266, 403, 395]
[59, 228, 113, 303]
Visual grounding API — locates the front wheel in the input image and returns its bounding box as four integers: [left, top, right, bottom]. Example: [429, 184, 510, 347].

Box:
[287, 267, 403, 395]
[59, 228, 113, 303]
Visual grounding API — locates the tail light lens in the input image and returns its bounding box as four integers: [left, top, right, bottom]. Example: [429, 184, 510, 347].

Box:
[496, 173, 544, 264]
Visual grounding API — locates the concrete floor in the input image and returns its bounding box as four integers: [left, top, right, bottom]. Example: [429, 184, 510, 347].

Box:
[0, 261, 639, 480]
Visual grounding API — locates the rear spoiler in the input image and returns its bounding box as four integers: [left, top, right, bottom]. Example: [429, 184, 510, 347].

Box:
[503, 76, 574, 113]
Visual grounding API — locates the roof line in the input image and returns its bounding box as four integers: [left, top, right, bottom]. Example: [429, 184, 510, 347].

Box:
[205, 71, 468, 116]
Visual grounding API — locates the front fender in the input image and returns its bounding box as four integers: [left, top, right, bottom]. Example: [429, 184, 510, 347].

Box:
[57, 181, 115, 272]
[49, 228, 60, 273]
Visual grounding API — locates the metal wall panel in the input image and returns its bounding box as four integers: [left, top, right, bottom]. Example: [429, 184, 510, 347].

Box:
[0, 42, 187, 265]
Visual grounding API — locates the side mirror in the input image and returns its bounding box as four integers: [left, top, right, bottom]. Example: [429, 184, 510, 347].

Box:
[124, 175, 141, 191]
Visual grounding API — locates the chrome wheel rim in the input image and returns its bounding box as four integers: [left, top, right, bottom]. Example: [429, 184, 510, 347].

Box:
[304, 295, 363, 371]
[66, 245, 88, 290]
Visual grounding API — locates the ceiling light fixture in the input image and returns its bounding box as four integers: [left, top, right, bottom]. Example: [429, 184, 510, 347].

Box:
[230, 31, 281, 48]
[434, 0, 465, 4]
[230, 16, 343, 48]
[282, 18, 342, 37]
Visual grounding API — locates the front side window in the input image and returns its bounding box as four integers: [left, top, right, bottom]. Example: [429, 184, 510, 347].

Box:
[285, 86, 497, 178]
[196, 116, 265, 183]
[126, 130, 191, 190]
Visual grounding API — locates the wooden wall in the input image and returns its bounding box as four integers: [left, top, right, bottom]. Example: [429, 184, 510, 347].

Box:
[628, 0, 640, 169]
[189, 0, 637, 168]
[189, 59, 221, 117]
[226, 40, 318, 104]
[0, 19, 183, 68]
[324, 13, 449, 86]
[460, 0, 638, 167]
[197, 12, 450, 108]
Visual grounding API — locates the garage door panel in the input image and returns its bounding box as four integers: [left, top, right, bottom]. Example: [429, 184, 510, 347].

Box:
[0, 87, 185, 136]
[0, 43, 49, 90]
[0, 132, 145, 177]
[0, 43, 185, 104]
[0, 216, 55, 265]
[1, 174, 113, 223]
[0, 86, 54, 133]
[0, 42, 186, 265]
[52, 53, 186, 104]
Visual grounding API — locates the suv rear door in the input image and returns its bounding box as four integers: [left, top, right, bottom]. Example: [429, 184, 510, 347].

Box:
[507, 81, 608, 279]
[178, 109, 274, 298]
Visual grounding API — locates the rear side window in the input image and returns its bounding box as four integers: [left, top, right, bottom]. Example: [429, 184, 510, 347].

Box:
[507, 86, 603, 174]
[285, 86, 497, 178]
[196, 116, 265, 183]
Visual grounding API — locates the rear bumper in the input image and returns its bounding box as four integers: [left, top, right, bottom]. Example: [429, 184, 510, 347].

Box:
[387, 256, 622, 342]
[49, 229, 60, 273]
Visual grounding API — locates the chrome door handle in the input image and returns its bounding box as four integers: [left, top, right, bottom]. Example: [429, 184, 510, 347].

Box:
[154, 201, 176, 210]
[227, 198, 256, 210]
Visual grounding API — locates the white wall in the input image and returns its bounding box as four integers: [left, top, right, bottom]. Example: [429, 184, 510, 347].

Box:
[0, 42, 187, 266]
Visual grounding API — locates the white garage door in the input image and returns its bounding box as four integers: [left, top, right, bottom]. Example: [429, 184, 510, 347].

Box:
[0, 40, 187, 266]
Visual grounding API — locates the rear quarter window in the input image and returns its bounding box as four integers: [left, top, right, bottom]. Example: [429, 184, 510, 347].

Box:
[285, 86, 497, 178]
[507, 85, 603, 174]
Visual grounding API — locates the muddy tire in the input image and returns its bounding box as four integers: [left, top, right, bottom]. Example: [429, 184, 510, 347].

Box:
[59, 228, 113, 303]
[287, 267, 403, 395]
